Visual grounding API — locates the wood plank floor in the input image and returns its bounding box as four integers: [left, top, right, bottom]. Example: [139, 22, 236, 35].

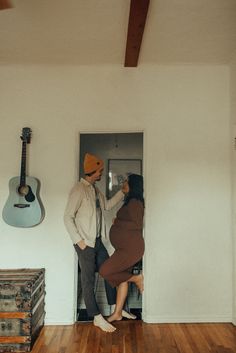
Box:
[31, 322, 236, 353]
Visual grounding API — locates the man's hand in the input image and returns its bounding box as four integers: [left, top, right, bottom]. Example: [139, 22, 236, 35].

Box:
[77, 240, 87, 250]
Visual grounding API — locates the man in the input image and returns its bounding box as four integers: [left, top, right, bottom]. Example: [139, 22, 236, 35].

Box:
[64, 153, 130, 332]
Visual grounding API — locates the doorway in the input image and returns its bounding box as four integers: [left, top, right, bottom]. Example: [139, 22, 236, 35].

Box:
[77, 132, 143, 321]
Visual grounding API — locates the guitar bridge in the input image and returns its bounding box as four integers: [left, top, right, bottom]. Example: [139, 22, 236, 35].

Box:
[14, 204, 30, 208]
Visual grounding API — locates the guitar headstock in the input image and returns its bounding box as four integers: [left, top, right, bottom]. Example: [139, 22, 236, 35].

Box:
[20, 127, 32, 143]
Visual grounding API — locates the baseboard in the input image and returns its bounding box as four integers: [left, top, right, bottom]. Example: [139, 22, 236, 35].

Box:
[142, 314, 232, 324]
[44, 319, 74, 325]
[44, 315, 234, 326]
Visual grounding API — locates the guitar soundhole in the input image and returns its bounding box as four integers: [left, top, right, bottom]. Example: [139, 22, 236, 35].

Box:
[18, 185, 29, 196]
[18, 185, 35, 202]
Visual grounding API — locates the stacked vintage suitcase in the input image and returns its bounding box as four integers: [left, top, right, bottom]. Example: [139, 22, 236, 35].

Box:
[0, 268, 45, 352]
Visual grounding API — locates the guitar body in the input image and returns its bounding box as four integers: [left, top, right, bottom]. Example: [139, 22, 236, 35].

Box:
[2, 176, 44, 228]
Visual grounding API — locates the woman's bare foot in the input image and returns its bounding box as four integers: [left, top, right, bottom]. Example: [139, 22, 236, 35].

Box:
[93, 314, 116, 332]
[110, 305, 137, 320]
[107, 310, 136, 322]
[107, 312, 122, 323]
[122, 310, 137, 320]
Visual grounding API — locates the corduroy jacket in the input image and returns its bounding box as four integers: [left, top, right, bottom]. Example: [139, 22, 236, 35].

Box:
[64, 178, 124, 247]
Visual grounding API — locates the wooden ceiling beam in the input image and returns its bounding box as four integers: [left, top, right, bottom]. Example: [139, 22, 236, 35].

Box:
[124, 0, 150, 67]
[0, 0, 12, 10]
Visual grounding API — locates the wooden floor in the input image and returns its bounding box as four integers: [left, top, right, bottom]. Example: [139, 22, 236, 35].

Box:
[31, 321, 236, 353]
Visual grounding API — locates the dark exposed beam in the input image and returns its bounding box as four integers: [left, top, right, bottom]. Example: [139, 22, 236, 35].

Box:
[124, 0, 150, 67]
[0, 0, 12, 10]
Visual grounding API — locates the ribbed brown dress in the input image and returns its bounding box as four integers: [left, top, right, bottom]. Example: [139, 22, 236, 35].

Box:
[99, 198, 144, 287]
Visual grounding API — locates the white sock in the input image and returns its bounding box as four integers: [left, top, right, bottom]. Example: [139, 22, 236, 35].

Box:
[93, 314, 116, 332]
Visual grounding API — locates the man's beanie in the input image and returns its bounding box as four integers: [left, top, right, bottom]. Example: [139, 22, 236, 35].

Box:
[84, 153, 104, 174]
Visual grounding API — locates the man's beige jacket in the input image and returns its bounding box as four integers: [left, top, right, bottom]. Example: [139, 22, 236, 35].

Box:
[64, 178, 124, 247]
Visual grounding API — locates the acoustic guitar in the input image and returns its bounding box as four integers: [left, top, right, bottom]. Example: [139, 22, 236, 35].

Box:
[2, 127, 44, 227]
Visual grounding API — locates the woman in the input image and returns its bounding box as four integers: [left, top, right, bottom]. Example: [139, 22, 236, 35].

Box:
[99, 174, 145, 323]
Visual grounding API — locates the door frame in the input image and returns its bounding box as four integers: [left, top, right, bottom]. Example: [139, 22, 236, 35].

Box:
[73, 129, 146, 322]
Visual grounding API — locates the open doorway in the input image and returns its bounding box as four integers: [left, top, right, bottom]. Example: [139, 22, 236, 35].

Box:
[77, 132, 143, 321]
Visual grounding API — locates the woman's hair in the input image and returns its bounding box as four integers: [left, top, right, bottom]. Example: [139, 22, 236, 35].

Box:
[124, 174, 144, 206]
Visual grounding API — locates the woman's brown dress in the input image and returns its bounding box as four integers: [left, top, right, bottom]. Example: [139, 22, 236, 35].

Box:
[99, 198, 144, 287]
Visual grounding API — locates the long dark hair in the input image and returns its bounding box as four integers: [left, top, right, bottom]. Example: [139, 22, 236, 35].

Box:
[124, 174, 144, 206]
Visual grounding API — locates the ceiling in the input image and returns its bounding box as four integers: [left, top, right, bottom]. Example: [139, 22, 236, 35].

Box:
[0, 0, 236, 66]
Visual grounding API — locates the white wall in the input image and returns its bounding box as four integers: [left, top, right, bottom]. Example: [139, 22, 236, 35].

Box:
[0, 64, 232, 324]
[230, 53, 236, 326]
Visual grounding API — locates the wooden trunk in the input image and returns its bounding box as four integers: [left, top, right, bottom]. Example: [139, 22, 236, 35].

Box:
[0, 268, 45, 352]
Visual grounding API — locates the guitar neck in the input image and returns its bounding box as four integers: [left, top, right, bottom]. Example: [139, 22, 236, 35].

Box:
[20, 141, 27, 186]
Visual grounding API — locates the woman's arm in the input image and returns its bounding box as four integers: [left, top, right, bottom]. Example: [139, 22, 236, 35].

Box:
[99, 190, 124, 211]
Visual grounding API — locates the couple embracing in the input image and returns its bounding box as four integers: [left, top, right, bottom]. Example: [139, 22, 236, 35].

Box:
[64, 153, 145, 332]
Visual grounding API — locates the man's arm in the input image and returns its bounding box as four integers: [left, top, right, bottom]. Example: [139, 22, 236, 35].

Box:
[64, 184, 83, 244]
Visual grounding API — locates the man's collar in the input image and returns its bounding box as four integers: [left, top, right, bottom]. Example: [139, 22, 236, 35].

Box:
[81, 178, 94, 187]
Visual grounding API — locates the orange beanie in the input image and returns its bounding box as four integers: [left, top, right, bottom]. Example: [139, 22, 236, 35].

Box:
[84, 153, 104, 174]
